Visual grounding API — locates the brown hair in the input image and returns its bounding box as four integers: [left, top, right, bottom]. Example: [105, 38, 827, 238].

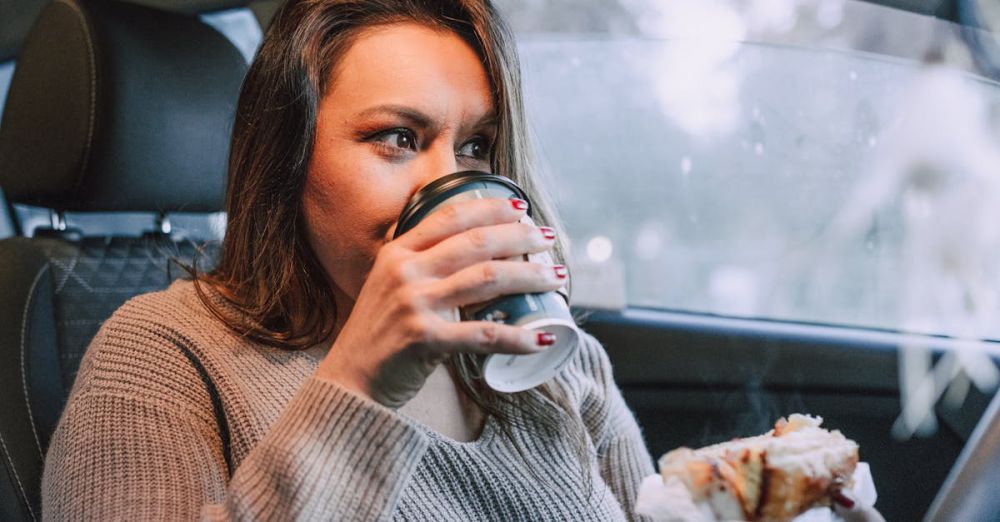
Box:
[193, 0, 591, 494]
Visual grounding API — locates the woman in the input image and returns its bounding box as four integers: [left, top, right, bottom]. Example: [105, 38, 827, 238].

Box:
[42, 1, 881, 520]
[43, 0, 650, 519]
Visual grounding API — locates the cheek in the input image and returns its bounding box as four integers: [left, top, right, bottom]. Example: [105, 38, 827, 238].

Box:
[302, 149, 410, 268]
[301, 176, 382, 299]
[303, 173, 376, 256]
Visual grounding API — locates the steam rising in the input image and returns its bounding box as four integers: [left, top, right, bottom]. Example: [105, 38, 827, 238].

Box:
[820, 65, 1000, 438]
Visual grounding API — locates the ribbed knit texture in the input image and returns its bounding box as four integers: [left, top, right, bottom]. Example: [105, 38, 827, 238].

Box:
[41, 279, 655, 521]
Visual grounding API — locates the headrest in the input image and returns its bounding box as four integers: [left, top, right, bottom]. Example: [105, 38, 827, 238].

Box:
[0, 0, 248, 212]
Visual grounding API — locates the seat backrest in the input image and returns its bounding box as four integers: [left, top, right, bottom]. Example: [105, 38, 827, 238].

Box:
[0, 1, 246, 520]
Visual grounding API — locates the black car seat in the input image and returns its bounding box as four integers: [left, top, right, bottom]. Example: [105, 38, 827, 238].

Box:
[0, 1, 246, 519]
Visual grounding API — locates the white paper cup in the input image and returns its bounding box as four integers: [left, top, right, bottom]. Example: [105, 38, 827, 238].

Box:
[394, 171, 581, 392]
[483, 317, 579, 392]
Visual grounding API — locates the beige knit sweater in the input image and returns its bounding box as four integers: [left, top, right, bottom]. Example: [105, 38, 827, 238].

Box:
[41, 279, 655, 521]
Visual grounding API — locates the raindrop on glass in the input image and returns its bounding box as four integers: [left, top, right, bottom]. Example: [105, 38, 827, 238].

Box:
[749, 121, 766, 156]
[586, 236, 614, 263]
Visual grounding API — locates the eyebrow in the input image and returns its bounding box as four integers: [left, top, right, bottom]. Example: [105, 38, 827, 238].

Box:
[353, 104, 498, 130]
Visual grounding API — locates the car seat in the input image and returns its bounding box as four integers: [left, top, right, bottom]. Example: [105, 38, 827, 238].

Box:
[0, 1, 246, 519]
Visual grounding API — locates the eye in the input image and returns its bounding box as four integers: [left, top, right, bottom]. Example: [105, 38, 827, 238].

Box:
[457, 135, 492, 160]
[370, 128, 418, 152]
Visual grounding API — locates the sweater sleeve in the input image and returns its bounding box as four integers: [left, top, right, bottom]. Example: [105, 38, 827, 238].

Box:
[575, 333, 657, 522]
[42, 313, 429, 521]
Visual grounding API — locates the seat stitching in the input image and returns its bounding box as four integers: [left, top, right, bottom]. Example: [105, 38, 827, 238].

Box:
[57, 0, 97, 185]
[49, 256, 92, 294]
[51, 246, 80, 295]
[21, 265, 50, 462]
[52, 255, 75, 294]
[0, 431, 37, 521]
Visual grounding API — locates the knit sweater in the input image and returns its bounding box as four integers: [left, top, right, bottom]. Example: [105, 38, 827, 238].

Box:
[41, 279, 656, 521]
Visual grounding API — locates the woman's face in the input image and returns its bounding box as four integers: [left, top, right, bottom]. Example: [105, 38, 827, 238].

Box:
[303, 22, 497, 311]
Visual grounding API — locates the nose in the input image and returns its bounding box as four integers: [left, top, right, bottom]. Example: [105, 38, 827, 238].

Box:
[390, 146, 461, 239]
[415, 144, 460, 189]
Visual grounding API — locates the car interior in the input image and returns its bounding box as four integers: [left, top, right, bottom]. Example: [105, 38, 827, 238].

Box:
[1, 1, 999, 521]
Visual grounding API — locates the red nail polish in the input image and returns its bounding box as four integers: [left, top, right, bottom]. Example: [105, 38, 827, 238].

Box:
[832, 491, 854, 509]
[536, 332, 556, 346]
[510, 198, 528, 211]
[553, 265, 568, 279]
[539, 226, 556, 240]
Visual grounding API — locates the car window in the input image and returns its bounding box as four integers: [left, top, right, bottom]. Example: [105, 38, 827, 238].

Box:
[501, 0, 1000, 341]
[0, 60, 14, 121]
[200, 7, 263, 63]
[6, 0, 999, 343]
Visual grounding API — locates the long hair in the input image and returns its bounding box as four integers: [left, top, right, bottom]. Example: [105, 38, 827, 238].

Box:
[192, 0, 590, 493]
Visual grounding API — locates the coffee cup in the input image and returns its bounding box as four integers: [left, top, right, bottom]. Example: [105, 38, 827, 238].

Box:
[394, 171, 580, 392]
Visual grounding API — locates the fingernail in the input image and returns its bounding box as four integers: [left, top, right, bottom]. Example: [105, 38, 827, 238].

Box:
[536, 332, 556, 346]
[832, 491, 855, 509]
[539, 226, 556, 240]
[553, 265, 568, 279]
[510, 198, 528, 211]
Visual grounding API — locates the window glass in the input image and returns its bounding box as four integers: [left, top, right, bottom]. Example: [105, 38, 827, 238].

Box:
[200, 7, 263, 63]
[503, 0, 1000, 340]
[1, 60, 16, 239]
[0, 60, 15, 123]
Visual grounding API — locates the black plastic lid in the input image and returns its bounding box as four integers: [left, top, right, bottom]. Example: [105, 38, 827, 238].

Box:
[394, 171, 530, 238]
